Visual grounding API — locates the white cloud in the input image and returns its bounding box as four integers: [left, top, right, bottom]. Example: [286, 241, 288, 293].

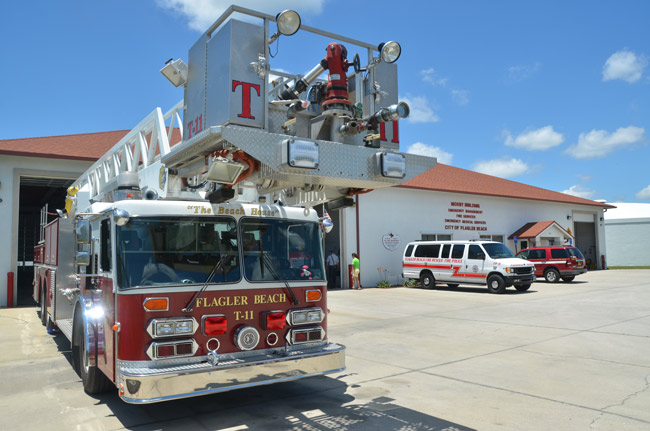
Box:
[602, 49, 648, 83]
[156, 0, 325, 31]
[406, 142, 453, 164]
[565, 126, 645, 159]
[562, 185, 596, 199]
[472, 157, 528, 179]
[636, 185, 650, 200]
[400, 95, 440, 123]
[451, 89, 469, 106]
[507, 62, 541, 82]
[420, 68, 448, 87]
[503, 126, 564, 151]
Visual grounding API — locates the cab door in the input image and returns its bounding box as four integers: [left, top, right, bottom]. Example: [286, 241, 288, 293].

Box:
[464, 244, 487, 283]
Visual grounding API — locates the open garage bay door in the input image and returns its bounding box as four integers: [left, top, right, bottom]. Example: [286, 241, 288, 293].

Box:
[17, 177, 74, 306]
[575, 221, 597, 270]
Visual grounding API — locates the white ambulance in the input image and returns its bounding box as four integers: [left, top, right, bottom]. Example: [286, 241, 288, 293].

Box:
[402, 240, 536, 294]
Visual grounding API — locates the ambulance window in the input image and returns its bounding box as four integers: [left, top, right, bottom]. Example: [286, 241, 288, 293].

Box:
[404, 245, 414, 257]
[468, 245, 485, 260]
[441, 244, 451, 258]
[414, 244, 440, 258]
[451, 244, 465, 259]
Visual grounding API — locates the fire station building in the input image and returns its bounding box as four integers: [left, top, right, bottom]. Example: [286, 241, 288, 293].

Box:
[1, 132, 612, 306]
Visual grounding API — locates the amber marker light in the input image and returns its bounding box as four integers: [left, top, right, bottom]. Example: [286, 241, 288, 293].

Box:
[143, 297, 169, 312]
[305, 289, 322, 302]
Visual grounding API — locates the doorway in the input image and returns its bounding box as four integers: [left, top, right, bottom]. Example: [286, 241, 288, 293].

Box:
[17, 177, 73, 306]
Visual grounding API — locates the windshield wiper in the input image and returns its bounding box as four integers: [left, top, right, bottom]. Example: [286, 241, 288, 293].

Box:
[261, 251, 299, 305]
[183, 232, 231, 313]
[183, 252, 227, 313]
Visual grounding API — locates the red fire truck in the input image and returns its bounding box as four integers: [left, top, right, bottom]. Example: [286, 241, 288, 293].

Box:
[33, 6, 435, 403]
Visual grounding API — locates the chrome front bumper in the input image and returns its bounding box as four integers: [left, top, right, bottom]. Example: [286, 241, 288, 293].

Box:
[117, 343, 345, 404]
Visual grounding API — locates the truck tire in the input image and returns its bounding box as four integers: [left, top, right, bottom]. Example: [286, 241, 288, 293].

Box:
[41, 285, 56, 333]
[73, 316, 112, 394]
[544, 268, 560, 283]
[487, 274, 506, 294]
[515, 283, 531, 292]
[561, 276, 575, 282]
[420, 271, 435, 289]
[40, 285, 47, 326]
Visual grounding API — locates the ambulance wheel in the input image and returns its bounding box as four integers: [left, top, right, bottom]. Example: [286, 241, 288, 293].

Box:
[544, 268, 560, 283]
[515, 284, 531, 292]
[73, 315, 112, 394]
[561, 276, 575, 282]
[420, 271, 435, 289]
[487, 274, 506, 294]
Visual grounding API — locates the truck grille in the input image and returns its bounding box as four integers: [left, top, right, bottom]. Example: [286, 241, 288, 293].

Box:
[513, 267, 533, 275]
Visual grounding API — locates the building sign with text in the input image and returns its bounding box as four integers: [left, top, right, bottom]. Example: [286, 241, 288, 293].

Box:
[444, 201, 488, 231]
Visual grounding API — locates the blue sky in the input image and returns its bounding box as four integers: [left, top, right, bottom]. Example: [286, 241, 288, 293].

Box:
[2, 1, 649, 203]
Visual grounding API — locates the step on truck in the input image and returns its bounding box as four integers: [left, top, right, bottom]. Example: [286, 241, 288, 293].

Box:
[33, 6, 435, 403]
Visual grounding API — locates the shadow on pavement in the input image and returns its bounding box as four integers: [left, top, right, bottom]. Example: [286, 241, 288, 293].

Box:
[89, 376, 475, 431]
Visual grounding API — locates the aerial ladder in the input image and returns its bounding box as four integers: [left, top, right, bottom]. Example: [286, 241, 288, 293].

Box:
[65, 5, 436, 215]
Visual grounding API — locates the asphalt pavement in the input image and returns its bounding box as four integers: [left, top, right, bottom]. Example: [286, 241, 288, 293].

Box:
[1, 269, 649, 430]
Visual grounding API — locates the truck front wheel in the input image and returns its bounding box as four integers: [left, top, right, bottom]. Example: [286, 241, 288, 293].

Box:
[420, 271, 435, 289]
[487, 274, 506, 294]
[544, 268, 560, 283]
[73, 316, 112, 394]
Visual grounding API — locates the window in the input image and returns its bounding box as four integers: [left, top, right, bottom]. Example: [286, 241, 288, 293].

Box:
[451, 244, 465, 259]
[480, 234, 505, 243]
[441, 244, 451, 258]
[421, 233, 452, 241]
[482, 243, 515, 259]
[567, 247, 584, 258]
[414, 244, 440, 258]
[116, 216, 240, 288]
[530, 249, 546, 260]
[100, 219, 111, 272]
[468, 245, 485, 260]
[551, 248, 569, 259]
[404, 245, 414, 257]
[241, 218, 324, 282]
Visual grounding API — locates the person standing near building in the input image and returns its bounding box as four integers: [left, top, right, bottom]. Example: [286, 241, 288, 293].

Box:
[351, 253, 361, 289]
[326, 250, 339, 289]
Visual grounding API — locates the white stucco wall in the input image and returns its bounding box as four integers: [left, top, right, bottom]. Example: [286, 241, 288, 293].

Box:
[0, 155, 91, 307]
[345, 187, 606, 288]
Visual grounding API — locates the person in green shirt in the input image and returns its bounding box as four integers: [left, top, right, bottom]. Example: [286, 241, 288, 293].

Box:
[351, 253, 361, 289]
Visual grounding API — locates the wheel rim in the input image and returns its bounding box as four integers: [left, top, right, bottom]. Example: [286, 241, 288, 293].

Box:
[547, 271, 557, 282]
[491, 280, 499, 289]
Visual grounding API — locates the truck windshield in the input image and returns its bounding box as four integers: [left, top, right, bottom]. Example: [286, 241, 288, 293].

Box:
[116, 217, 239, 288]
[482, 243, 515, 259]
[241, 218, 325, 282]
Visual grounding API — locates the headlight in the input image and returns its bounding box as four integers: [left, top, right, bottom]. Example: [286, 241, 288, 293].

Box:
[287, 308, 325, 326]
[147, 318, 198, 338]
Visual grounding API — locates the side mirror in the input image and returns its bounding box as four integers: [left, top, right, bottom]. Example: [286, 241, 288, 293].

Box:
[76, 220, 90, 244]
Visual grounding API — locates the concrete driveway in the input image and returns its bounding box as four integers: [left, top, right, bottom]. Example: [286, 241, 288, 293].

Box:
[1, 269, 649, 430]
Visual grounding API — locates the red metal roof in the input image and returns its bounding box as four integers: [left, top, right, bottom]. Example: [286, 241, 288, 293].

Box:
[509, 221, 554, 239]
[0, 131, 130, 161]
[0, 129, 183, 162]
[401, 163, 614, 209]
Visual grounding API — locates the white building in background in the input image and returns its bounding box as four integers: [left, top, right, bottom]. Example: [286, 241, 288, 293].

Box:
[603, 203, 650, 267]
[335, 164, 612, 288]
